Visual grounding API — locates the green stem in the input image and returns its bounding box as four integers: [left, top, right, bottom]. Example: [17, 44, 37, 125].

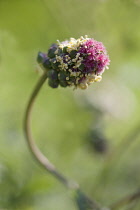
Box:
[23, 72, 79, 190]
[23, 72, 105, 210]
[110, 189, 140, 209]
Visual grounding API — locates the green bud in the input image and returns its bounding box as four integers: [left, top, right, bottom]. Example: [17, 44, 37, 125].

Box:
[70, 50, 77, 59]
[58, 71, 69, 87]
[59, 80, 68, 87]
[37, 52, 46, 63]
[79, 63, 85, 71]
[57, 48, 63, 55]
[59, 71, 66, 80]
[59, 71, 70, 80]
[48, 79, 59, 88]
[47, 69, 58, 80]
[43, 58, 51, 69]
[51, 58, 59, 69]
[48, 47, 57, 58]
[63, 46, 68, 53]
[70, 76, 76, 83]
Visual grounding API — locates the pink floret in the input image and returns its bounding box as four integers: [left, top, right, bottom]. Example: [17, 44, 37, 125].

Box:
[79, 38, 110, 74]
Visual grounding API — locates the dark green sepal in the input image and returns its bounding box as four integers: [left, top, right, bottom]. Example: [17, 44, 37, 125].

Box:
[70, 50, 77, 59]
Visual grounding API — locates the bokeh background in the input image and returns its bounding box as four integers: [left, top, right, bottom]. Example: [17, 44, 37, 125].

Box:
[0, 0, 140, 209]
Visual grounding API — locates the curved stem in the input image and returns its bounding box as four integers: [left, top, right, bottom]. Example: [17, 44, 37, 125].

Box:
[110, 189, 140, 209]
[24, 72, 79, 190]
[23, 72, 105, 210]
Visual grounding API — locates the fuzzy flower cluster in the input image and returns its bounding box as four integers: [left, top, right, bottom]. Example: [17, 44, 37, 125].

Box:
[37, 36, 110, 89]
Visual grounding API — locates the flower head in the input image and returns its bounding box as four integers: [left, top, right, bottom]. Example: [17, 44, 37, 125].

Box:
[37, 36, 110, 89]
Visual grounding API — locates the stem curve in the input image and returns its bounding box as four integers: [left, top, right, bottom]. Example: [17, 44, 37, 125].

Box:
[24, 72, 79, 190]
[23, 72, 105, 210]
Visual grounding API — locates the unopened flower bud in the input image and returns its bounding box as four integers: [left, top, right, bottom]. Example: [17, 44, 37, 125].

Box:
[48, 78, 59, 88]
[47, 69, 58, 80]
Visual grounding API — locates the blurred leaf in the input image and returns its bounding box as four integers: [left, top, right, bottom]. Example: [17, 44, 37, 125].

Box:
[75, 190, 101, 210]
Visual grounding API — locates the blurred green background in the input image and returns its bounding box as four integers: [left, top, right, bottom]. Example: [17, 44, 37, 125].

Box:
[0, 0, 140, 209]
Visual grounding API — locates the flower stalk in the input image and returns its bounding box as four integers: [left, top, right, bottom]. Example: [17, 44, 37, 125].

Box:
[110, 189, 140, 209]
[23, 72, 106, 210]
[23, 72, 79, 190]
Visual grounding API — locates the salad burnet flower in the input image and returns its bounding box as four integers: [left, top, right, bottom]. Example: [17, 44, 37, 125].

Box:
[37, 36, 110, 89]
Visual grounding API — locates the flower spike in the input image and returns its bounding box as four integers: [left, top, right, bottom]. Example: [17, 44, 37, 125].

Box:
[37, 35, 110, 89]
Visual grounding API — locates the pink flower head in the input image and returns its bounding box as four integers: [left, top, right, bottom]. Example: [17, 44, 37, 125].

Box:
[79, 38, 110, 74]
[37, 36, 110, 89]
